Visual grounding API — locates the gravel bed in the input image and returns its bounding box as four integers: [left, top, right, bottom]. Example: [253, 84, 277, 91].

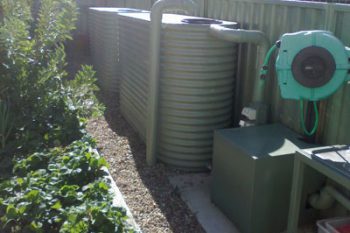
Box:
[86, 96, 205, 233]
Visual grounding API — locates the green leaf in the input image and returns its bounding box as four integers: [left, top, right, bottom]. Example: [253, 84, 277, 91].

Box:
[70, 220, 89, 233]
[16, 178, 24, 186]
[17, 203, 29, 215]
[97, 158, 108, 168]
[29, 221, 43, 232]
[25, 190, 40, 201]
[51, 201, 62, 210]
[60, 185, 79, 194]
[6, 204, 18, 219]
[98, 182, 109, 192]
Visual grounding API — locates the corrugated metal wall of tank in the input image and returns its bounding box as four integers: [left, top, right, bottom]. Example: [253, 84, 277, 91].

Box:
[88, 8, 145, 96]
[88, 9, 99, 73]
[118, 13, 237, 170]
[118, 13, 151, 141]
[88, 8, 108, 89]
[205, 0, 350, 146]
[158, 16, 238, 170]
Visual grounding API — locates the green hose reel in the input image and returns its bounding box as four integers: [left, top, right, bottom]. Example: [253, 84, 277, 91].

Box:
[261, 30, 350, 136]
[275, 30, 350, 101]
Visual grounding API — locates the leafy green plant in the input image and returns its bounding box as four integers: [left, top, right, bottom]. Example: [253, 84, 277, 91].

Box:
[0, 1, 129, 232]
[0, 1, 130, 232]
[64, 65, 105, 119]
[0, 0, 104, 155]
[0, 137, 135, 233]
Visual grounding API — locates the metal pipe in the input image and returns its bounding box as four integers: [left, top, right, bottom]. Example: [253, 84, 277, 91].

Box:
[209, 24, 270, 103]
[309, 185, 350, 211]
[309, 186, 335, 210]
[147, 0, 196, 165]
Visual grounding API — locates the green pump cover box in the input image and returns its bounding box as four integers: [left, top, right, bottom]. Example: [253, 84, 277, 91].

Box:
[211, 124, 313, 233]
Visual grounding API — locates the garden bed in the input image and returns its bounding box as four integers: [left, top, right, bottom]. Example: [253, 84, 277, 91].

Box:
[0, 137, 136, 232]
[0, 1, 138, 232]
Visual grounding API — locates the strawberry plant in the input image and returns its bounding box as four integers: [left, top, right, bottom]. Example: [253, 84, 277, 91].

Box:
[0, 136, 134, 233]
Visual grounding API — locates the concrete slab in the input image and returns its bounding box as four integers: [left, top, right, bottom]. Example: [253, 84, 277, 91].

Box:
[169, 173, 240, 233]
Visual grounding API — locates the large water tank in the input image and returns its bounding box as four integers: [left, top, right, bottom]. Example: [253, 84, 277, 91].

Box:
[118, 12, 238, 170]
[118, 13, 151, 140]
[88, 8, 146, 96]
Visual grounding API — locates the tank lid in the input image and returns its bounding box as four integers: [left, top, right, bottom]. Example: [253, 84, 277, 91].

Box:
[89, 7, 146, 13]
[117, 13, 237, 28]
[181, 18, 223, 25]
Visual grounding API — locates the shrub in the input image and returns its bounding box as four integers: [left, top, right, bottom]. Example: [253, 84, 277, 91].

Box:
[0, 0, 104, 156]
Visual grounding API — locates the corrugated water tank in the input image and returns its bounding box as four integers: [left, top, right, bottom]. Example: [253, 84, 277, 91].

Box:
[118, 12, 238, 170]
[88, 8, 145, 96]
[118, 12, 151, 141]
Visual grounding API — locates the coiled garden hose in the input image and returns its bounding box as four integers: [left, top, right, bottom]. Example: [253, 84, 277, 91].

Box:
[260, 41, 320, 136]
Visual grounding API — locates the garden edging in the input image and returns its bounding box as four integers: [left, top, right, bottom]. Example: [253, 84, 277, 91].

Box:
[102, 166, 141, 232]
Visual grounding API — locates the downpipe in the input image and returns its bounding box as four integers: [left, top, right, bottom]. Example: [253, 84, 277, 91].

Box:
[209, 24, 270, 103]
[309, 185, 350, 211]
[147, 0, 196, 166]
[209, 25, 270, 125]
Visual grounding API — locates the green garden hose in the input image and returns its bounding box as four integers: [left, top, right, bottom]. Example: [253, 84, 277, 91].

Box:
[300, 100, 319, 136]
[260, 44, 278, 78]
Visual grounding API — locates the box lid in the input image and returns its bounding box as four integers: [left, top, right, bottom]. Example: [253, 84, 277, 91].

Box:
[216, 124, 314, 159]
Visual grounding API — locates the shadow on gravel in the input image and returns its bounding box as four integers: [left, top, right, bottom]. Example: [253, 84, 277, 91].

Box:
[101, 95, 205, 233]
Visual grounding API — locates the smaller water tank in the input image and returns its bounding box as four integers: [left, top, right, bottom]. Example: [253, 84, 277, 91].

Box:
[88, 8, 146, 96]
[158, 15, 238, 171]
[118, 12, 238, 170]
